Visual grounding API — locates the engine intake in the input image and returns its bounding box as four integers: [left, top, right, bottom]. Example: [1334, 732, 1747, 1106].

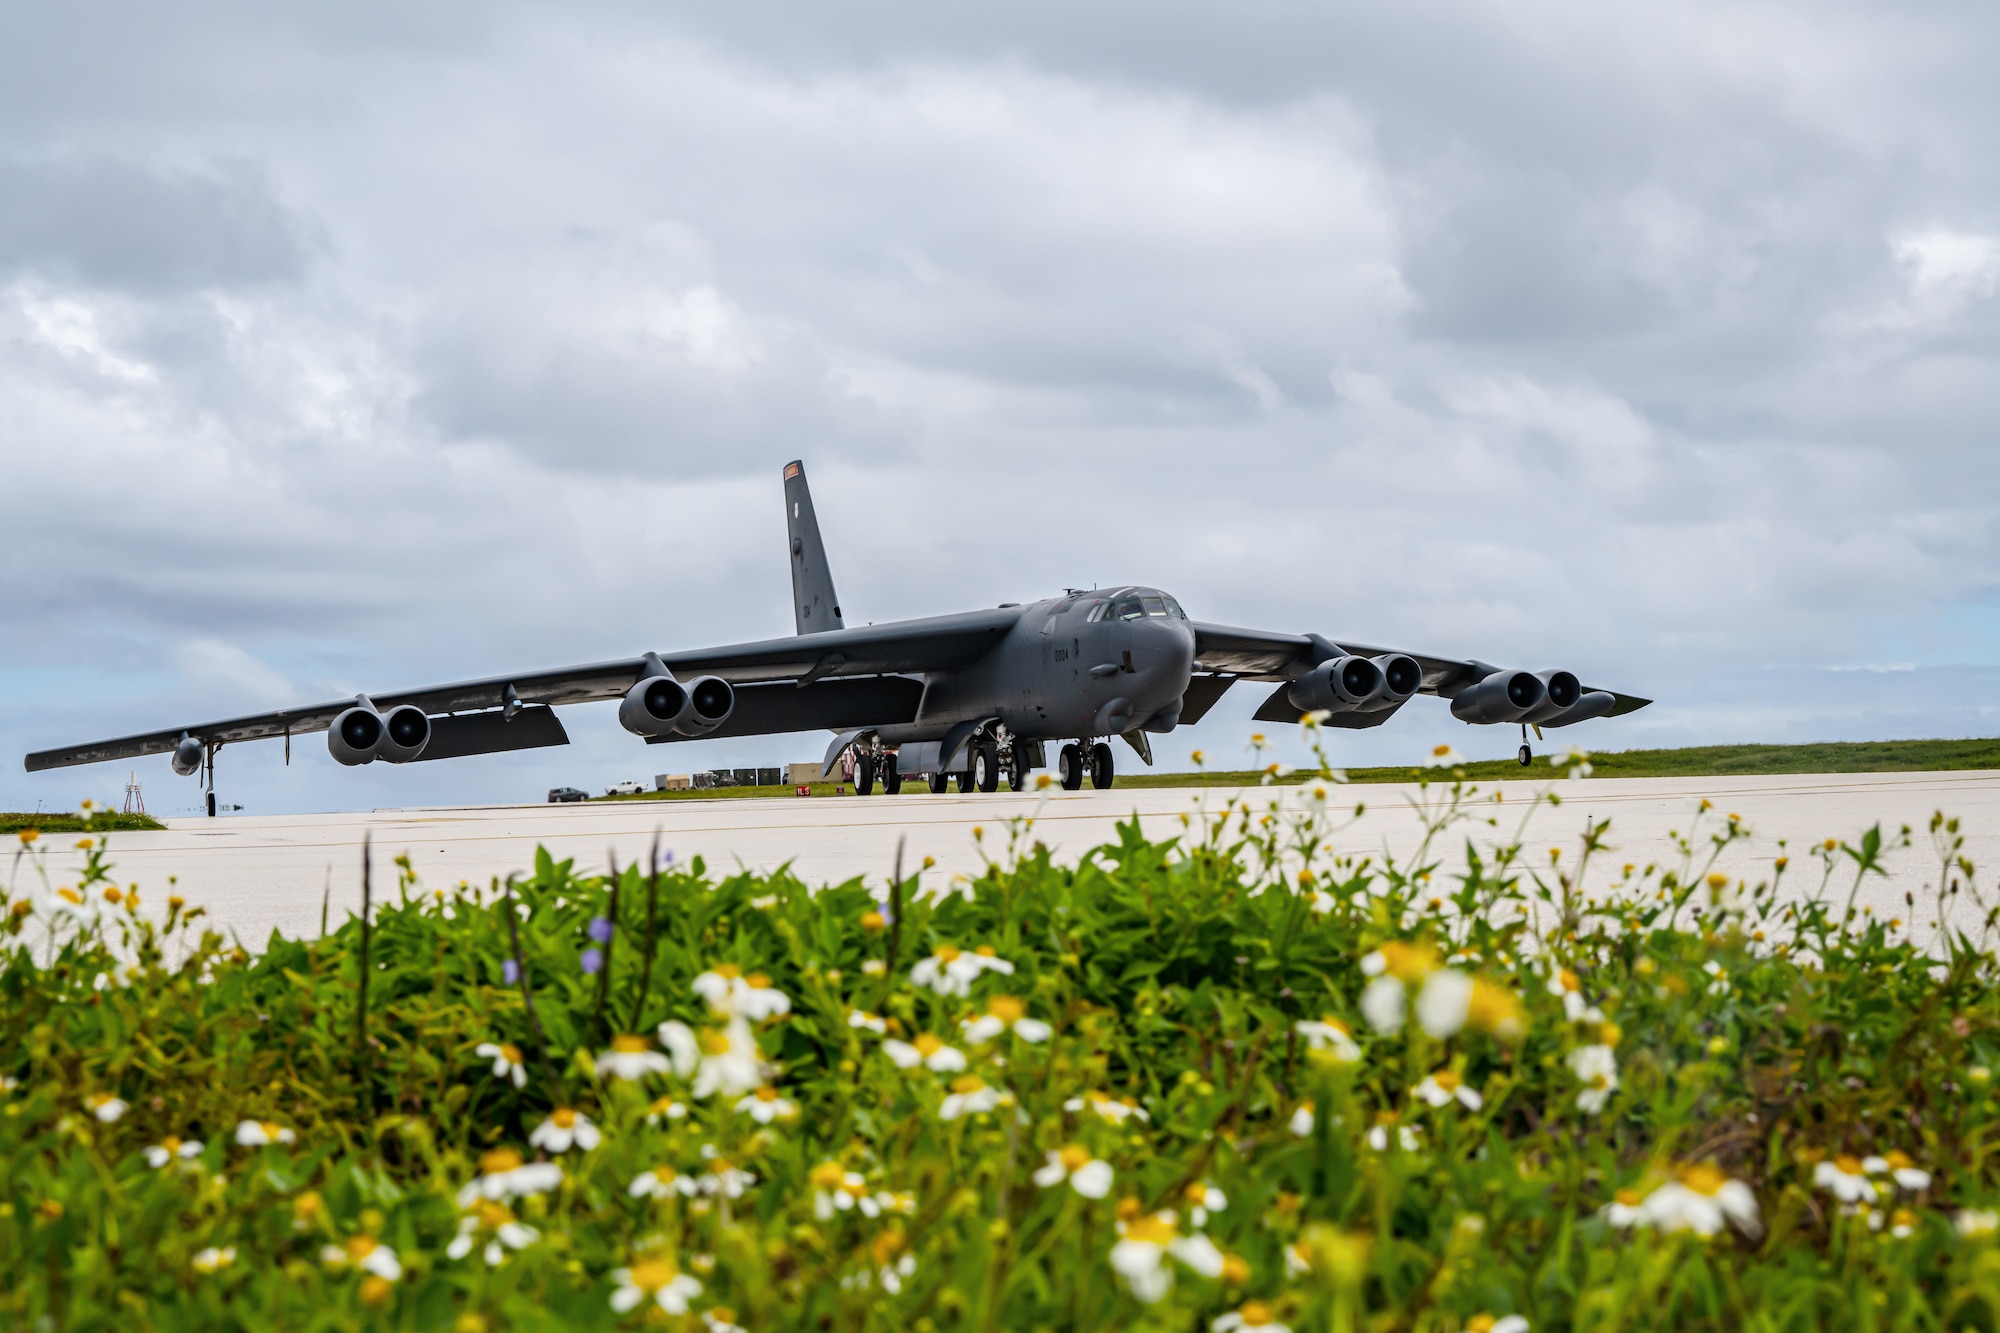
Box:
[328, 705, 385, 766]
[618, 676, 693, 739]
[378, 705, 432, 763]
[171, 733, 203, 777]
[1449, 669, 1547, 725]
[1288, 655, 1386, 714]
[1374, 653, 1422, 704]
[676, 676, 735, 737]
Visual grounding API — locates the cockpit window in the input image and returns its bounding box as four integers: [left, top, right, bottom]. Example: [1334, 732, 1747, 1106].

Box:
[1113, 599, 1143, 620]
[1140, 596, 1168, 617]
[1163, 596, 1186, 619]
[1085, 602, 1106, 623]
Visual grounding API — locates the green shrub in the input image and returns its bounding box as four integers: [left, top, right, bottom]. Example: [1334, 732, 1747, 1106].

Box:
[4, 736, 2000, 1331]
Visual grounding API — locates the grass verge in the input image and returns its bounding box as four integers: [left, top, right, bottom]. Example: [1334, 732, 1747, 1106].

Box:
[0, 810, 165, 834]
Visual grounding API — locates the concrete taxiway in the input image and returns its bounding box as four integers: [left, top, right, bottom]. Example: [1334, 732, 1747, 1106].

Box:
[28, 770, 2000, 945]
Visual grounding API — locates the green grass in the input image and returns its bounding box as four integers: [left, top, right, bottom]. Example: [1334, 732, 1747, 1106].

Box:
[0, 810, 164, 834]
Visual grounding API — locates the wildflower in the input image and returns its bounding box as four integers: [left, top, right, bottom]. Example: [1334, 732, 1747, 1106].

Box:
[322, 1235, 404, 1281]
[861, 960, 886, 975]
[1358, 941, 1436, 1031]
[847, 1010, 888, 1035]
[1289, 1101, 1315, 1137]
[962, 995, 1053, 1043]
[1213, 1301, 1290, 1333]
[736, 1085, 798, 1123]
[938, 1075, 1010, 1120]
[1031, 1145, 1114, 1198]
[911, 944, 1015, 997]
[609, 1258, 701, 1315]
[234, 1119, 294, 1146]
[446, 1199, 540, 1265]
[1568, 1044, 1620, 1114]
[629, 1165, 699, 1200]
[693, 964, 793, 1021]
[191, 1246, 236, 1273]
[476, 1042, 528, 1088]
[1550, 745, 1592, 778]
[502, 960, 521, 985]
[1601, 1188, 1645, 1228]
[1468, 1317, 1530, 1333]
[528, 1108, 601, 1154]
[1426, 744, 1462, 768]
[697, 1154, 757, 1197]
[1295, 1017, 1360, 1063]
[1638, 1164, 1761, 1237]
[597, 1034, 672, 1081]
[144, 1136, 204, 1168]
[646, 1095, 687, 1124]
[1413, 1070, 1483, 1111]
[1066, 1092, 1149, 1124]
[1865, 1151, 1933, 1191]
[1298, 776, 1341, 810]
[1813, 1155, 1877, 1205]
[1957, 1209, 2000, 1238]
[588, 915, 614, 944]
[1546, 968, 1599, 1023]
[457, 1149, 564, 1206]
[1702, 960, 1729, 995]
[1365, 1119, 1423, 1152]
[704, 1308, 748, 1333]
[661, 1017, 767, 1098]
[1183, 1180, 1227, 1226]
[84, 1092, 127, 1123]
[883, 1032, 969, 1072]
[17, 828, 37, 844]
[581, 948, 604, 975]
[293, 1191, 325, 1230]
[811, 1162, 886, 1218]
[1109, 1212, 1225, 1303]
[1890, 1207, 1918, 1238]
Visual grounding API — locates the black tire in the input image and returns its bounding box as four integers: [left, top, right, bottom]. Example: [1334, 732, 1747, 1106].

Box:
[1518, 744, 1533, 767]
[1009, 755, 1029, 791]
[1090, 741, 1114, 790]
[929, 771, 950, 794]
[856, 754, 877, 796]
[1058, 743, 1083, 791]
[955, 767, 977, 793]
[882, 754, 902, 794]
[974, 746, 1000, 793]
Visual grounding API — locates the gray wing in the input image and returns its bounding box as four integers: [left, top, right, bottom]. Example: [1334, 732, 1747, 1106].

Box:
[1188, 620, 1650, 724]
[25, 607, 1022, 772]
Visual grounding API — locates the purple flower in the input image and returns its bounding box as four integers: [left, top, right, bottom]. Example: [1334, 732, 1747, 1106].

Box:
[588, 916, 614, 944]
[581, 948, 604, 976]
[502, 960, 520, 985]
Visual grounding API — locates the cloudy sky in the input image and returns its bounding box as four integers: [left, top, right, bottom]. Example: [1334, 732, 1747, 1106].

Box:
[4, 1, 1997, 815]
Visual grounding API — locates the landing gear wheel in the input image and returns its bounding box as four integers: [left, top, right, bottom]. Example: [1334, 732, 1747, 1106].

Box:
[1518, 744, 1533, 767]
[881, 754, 902, 795]
[929, 771, 950, 794]
[974, 746, 1000, 793]
[1090, 742, 1114, 790]
[1008, 752, 1029, 791]
[1058, 743, 1084, 791]
[856, 754, 877, 795]
[955, 766, 977, 793]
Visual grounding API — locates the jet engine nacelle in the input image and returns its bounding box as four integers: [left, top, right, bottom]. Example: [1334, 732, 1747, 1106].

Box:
[1449, 669, 1548, 724]
[377, 705, 432, 763]
[171, 734, 203, 777]
[1288, 655, 1385, 714]
[328, 705, 385, 766]
[676, 676, 735, 737]
[618, 676, 693, 739]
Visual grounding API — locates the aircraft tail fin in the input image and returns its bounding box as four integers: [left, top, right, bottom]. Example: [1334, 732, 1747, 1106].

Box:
[782, 460, 844, 635]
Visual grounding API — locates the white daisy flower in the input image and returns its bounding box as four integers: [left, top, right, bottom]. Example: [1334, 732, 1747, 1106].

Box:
[938, 1075, 1011, 1120]
[528, 1108, 601, 1154]
[1213, 1301, 1291, 1333]
[646, 1096, 687, 1125]
[1866, 1151, 1933, 1192]
[597, 1034, 672, 1081]
[703, 1307, 748, 1333]
[144, 1136, 204, 1168]
[1957, 1209, 2000, 1238]
[1568, 1044, 1620, 1115]
[628, 1165, 699, 1200]
[656, 1021, 701, 1077]
[680, 1018, 768, 1099]
[692, 964, 792, 1021]
[1890, 1207, 1918, 1238]
[1365, 1120, 1423, 1152]
[609, 1259, 701, 1315]
[1108, 1213, 1225, 1304]
[190, 1246, 236, 1274]
[847, 1010, 888, 1035]
[883, 1032, 969, 1072]
[1065, 1092, 1149, 1124]
[1702, 960, 1730, 995]
[455, 1148, 565, 1206]
[234, 1119, 295, 1146]
[1288, 1102, 1315, 1137]
[475, 1041, 528, 1088]
[1637, 1165, 1760, 1237]
[1180, 1180, 1227, 1227]
[879, 1252, 918, 1293]
[1413, 1071, 1483, 1111]
[84, 1092, 127, 1123]
[961, 995, 1053, 1044]
[809, 1162, 884, 1219]
[1031, 1145, 1114, 1199]
[735, 1086, 798, 1123]
[1600, 1189, 1646, 1228]
[445, 1199, 540, 1265]
[1471, 1317, 1530, 1333]
[321, 1236, 403, 1280]
[1295, 1017, 1361, 1063]
[695, 1154, 757, 1198]
[1546, 968, 1598, 1024]
[1813, 1156, 1878, 1205]
[910, 944, 1014, 998]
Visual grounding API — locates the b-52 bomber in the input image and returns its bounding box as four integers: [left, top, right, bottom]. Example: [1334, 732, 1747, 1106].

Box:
[27, 461, 1648, 812]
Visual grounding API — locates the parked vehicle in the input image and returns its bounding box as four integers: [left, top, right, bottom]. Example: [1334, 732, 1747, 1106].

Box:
[606, 780, 646, 796]
[547, 786, 587, 803]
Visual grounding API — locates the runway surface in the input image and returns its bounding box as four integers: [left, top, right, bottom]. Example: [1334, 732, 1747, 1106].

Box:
[28, 770, 2000, 944]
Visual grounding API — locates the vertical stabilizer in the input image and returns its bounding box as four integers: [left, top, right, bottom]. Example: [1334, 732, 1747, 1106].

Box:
[782, 461, 844, 635]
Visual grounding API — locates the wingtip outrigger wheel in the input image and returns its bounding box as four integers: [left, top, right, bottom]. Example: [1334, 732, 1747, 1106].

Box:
[1518, 722, 1533, 767]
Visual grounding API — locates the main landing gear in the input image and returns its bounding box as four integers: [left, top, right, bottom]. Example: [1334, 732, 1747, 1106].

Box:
[1518, 723, 1533, 767]
[1057, 740, 1115, 791]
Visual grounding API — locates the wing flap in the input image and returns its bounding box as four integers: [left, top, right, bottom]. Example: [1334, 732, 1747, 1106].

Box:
[416, 706, 569, 762]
